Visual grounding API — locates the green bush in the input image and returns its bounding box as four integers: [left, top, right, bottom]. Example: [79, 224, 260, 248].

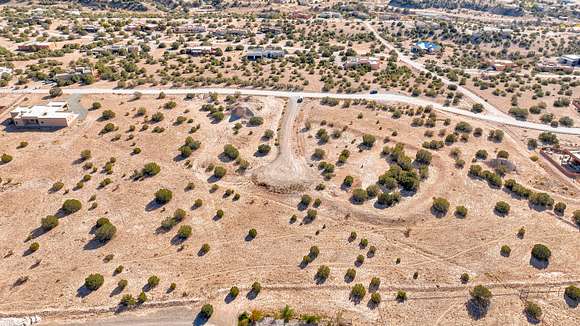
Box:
[177, 225, 192, 239]
[120, 294, 136, 306]
[29, 242, 39, 252]
[343, 175, 354, 187]
[415, 149, 432, 165]
[377, 192, 401, 207]
[470, 285, 492, 306]
[142, 162, 161, 177]
[62, 199, 82, 214]
[200, 304, 214, 318]
[345, 268, 356, 280]
[494, 201, 510, 215]
[213, 166, 227, 178]
[360, 238, 368, 248]
[51, 181, 65, 192]
[370, 277, 381, 289]
[96, 217, 110, 228]
[351, 188, 368, 203]
[300, 194, 312, 206]
[432, 197, 450, 215]
[574, 210, 580, 225]
[371, 292, 381, 304]
[223, 144, 239, 160]
[118, 279, 128, 289]
[95, 222, 116, 242]
[155, 188, 173, 204]
[251, 282, 261, 294]
[257, 144, 271, 154]
[525, 301, 542, 320]
[529, 192, 554, 207]
[564, 285, 579, 301]
[362, 134, 376, 147]
[396, 290, 407, 302]
[101, 110, 116, 120]
[316, 265, 330, 280]
[554, 202, 566, 214]
[500, 245, 511, 257]
[49, 86, 62, 97]
[84, 273, 104, 291]
[248, 116, 264, 126]
[455, 206, 468, 218]
[194, 199, 203, 208]
[460, 273, 470, 283]
[248, 228, 257, 239]
[229, 286, 240, 298]
[531, 244, 551, 261]
[151, 112, 164, 122]
[115, 265, 124, 274]
[41, 215, 59, 231]
[138, 291, 147, 303]
[147, 275, 160, 288]
[350, 283, 366, 300]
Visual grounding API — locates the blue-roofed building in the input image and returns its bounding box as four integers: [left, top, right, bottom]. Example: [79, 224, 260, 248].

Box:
[412, 41, 442, 55]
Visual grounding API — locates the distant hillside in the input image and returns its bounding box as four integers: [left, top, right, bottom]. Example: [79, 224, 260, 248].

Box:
[388, 0, 525, 17]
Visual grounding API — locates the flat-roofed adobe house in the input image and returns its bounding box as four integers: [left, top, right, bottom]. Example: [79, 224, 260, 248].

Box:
[344, 56, 380, 70]
[412, 41, 442, 54]
[245, 47, 285, 61]
[10, 102, 79, 128]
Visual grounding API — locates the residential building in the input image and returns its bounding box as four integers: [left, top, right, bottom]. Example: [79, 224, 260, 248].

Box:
[411, 41, 442, 54]
[17, 41, 51, 52]
[536, 60, 574, 73]
[559, 55, 580, 66]
[174, 24, 206, 34]
[259, 26, 284, 35]
[90, 45, 140, 56]
[83, 25, 99, 33]
[319, 12, 342, 19]
[212, 29, 246, 38]
[485, 59, 516, 72]
[185, 46, 219, 56]
[125, 23, 138, 31]
[291, 11, 312, 20]
[53, 67, 93, 83]
[246, 47, 286, 61]
[344, 56, 380, 70]
[0, 67, 12, 76]
[10, 102, 78, 128]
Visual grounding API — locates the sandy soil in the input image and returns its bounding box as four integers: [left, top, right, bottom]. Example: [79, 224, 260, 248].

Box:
[0, 93, 578, 325]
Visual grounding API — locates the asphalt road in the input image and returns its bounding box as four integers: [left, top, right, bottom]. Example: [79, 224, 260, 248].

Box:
[363, 21, 510, 119]
[2, 87, 579, 135]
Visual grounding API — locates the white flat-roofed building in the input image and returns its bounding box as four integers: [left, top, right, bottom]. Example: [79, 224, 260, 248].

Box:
[175, 24, 206, 34]
[0, 67, 12, 75]
[559, 55, 580, 66]
[10, 101, 78, 128]
[344, 56, 380, 70]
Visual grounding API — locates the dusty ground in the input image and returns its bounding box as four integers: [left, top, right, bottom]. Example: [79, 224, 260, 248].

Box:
[0, 92, 579, 325]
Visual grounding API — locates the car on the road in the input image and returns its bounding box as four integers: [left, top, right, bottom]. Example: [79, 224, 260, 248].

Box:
[370, 90, 378, 94]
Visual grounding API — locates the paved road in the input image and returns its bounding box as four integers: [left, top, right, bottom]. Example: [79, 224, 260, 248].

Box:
[464, 69, 579, 80]
[2, 87, 580, 135]
[363, 21, 510, 119]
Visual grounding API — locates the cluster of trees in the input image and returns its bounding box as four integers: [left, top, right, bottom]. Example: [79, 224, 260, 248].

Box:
[379, 143, 425, 193]
[504, 179, 555, 208]
[179, 137, 201, 158]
